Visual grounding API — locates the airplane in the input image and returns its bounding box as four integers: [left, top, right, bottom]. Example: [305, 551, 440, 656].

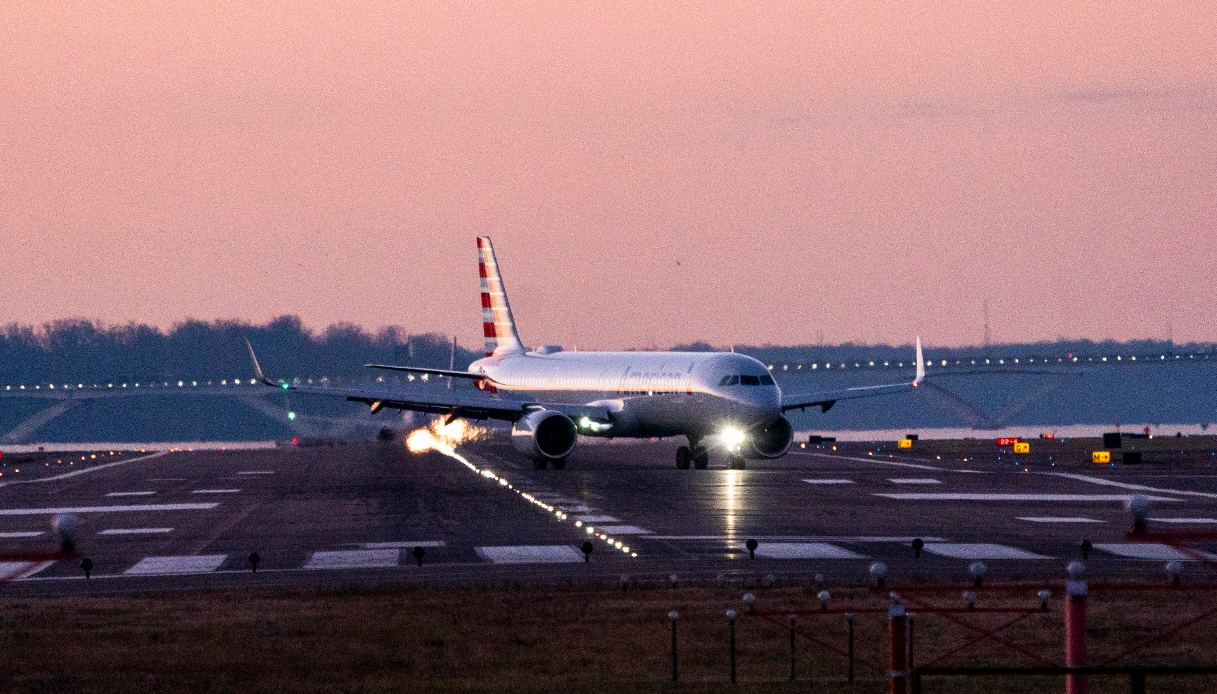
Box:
[247, 236, 925, 470]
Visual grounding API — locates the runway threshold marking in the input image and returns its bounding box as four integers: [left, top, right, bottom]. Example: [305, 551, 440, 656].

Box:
[0, 561, 55, 579]
[1048, 473, 1217, 501]
[574, 515, 620, 523]
[753, 542, 867, 560]
[790, 451, 955, 472]
[888, 478, 942, 484]
[0, 503, 218, 515]
[106, 491, 156, 497]
[0, 451, 170, 487]
[875, 493, 1181, 502]
[922, 543, 1051, 560]
[237, 471, 275, 476]
[476, 545, 584, 564]
[1093, 544, 1217, 561]
[0, 531, 44, 538]
[99, 527, 174, 535]
[1018, 517, 1106, 524]
[362, 541, 446, 549]
[594, 525, 652, 535]
[802, 479, 854, 485]
[1150, 517, 1217, 524]
[645, 535, 948, 542]
[305, 549, 400, 570]
[124, 554, 228, 576]
[191, 489, 240, 494]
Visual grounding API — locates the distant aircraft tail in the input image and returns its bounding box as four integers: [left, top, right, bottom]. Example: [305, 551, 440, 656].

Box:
[477, 236, 525, 356]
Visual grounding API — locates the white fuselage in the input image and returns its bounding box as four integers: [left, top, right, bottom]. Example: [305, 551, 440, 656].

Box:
[470, 350, 782, 439]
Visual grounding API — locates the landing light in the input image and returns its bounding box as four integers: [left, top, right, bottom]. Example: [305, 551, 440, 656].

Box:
[721, 425, 746, 453]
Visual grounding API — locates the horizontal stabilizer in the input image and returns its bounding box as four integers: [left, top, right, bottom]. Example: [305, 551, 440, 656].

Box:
[364, 364, 485, 380]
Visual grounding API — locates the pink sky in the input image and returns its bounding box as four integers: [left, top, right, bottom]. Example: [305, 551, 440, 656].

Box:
[3, 3, 1214, 348]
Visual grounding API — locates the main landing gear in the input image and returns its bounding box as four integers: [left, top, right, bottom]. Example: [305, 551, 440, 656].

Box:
[675, 441, 710, 470]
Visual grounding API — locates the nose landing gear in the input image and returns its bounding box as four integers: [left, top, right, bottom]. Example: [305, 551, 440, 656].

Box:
[676, 440, 711, 470]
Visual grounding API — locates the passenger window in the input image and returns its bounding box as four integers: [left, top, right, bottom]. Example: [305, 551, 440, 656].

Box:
[741, 375, 760, 386]
[759, 374, 775, 385]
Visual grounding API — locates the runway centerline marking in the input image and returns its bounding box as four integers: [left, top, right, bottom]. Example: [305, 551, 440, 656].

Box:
[875, 493, 1181, 503]
[923, 543, 1051, 560]
[888, 478, 942, 484]
[1018, 517, 1106, 524]
[594, 525, 652, 535]
[99, 527, 173, 535]
[645, 535, 948, 542]
[753, 542, 867, 560]
[305, 549, 400, 570]
[574, 515, 620, 523]
[106, 491, 156, 497]
[0, 503, 218, 515]
[124, 554, 228, 576]
[237, 471, 275, 475]
[1150, 517, 1217, 524]
[477, 545, 584, 564]
[0, 531, 44, 538]
[191, 489, 240, 494]
[0, 451, 169, 487]
[0, 561, 55, 579]
[1047, 473, 1217, 500]
[790, 451, 957, 472]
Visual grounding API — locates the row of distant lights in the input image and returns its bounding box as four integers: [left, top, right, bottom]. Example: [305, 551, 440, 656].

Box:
[4, 351, 1210, 391]
[456, 460, 636, 558]
[767, 352, 1214, 372]
[0, 451, 120, 478]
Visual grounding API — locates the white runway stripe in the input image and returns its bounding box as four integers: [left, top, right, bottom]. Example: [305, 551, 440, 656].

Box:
[645, 535, 947, 542]
[191, 489, 240, 494]
[304, 549, 400, 570]
[1018, 517, 1106, 524]
[876, 493, 1180, 502]
[99, 528, 173, 535]
[753, 543, 867, 560]
[1093, 543, 1216, 561]
[594, 525, 652, 535]
[889, 478, 941, 484]
[802, 479, 855, 485]
[922, 543, 1050, 560]
[1150, 517, 1217, 524]
[477, 545, 584, 564]
[0, 503, 218, 515]
[125, 554, 227, 575]
[0, 531, 43, 538]
[575, 515, 620, 523]
[362, 541, 446, 549]
[106, 491, 156, 497]
[0, 451, 169, 487]
[237, 471, 275, 475]
[1049, 473, 1217, 500]
[0, 561, 55, 579]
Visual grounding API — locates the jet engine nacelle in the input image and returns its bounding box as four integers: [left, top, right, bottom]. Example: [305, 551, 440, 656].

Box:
[511, 409, 578, 461]
[746, 416, 794, 459]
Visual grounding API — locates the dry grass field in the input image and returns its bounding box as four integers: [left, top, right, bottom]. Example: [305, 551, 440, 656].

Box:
[1, 582, 1216, 693]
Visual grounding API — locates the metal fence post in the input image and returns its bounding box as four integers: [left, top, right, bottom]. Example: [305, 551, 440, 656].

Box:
[847, 612, 856, 682]
[1065, 562, 1089, 694]
[788, 614, 797, 681]
[667, 610, 679, 682]
[726, 609, 738, 684]
[889, 595, 909, 694]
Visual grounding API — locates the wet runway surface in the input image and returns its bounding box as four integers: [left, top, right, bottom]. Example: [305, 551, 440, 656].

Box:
[2, 438, 1217, 595]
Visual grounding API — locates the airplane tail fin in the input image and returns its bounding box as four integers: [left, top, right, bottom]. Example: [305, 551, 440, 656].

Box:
[477, 236, 525, 356]
[914, 336, 926, 385]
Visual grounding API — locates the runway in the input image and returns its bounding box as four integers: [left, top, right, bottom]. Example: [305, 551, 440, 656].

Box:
[2, 437, 1216, 595]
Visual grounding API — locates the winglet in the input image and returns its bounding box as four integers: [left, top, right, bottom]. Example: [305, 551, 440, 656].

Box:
[913, 336, 926, 385]
[244, 338, 273, 386]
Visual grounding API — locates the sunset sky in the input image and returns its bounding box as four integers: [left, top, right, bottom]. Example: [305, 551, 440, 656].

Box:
[3, 3, 1214, 348]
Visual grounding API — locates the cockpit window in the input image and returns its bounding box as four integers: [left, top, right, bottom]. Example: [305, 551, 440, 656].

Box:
[759, 374, 775, 385]
[740, 375, 760, 386]
[718, 375, 740, 386]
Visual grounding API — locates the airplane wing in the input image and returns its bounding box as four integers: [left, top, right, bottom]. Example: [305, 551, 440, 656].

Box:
[246, 340, 606, 423]
[781, 337, 926, 414]
[363, 364, 485, 380]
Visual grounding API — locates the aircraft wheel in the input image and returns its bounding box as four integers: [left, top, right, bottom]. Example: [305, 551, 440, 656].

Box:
[728, 456, 746, 470]
[533, 457, 549, 470]
[551, 457, 567, 470]
[693, 450, 709, 470]
[675, 446, 691, 470]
